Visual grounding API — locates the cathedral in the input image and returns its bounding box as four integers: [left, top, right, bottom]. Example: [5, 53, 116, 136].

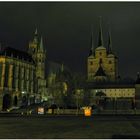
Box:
[0, 29, 47, 111]
[0, 19, 140, 111]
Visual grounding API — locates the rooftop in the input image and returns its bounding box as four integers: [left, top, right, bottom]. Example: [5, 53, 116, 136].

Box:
[0, 46, 35, 64]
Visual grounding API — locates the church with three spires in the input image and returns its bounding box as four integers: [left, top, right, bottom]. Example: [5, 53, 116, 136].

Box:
[74, 19, 140, 109]
[87, 19, 118, 82]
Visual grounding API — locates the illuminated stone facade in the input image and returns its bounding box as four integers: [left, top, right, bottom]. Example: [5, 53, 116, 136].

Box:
[87, 21, 118, 82]
[0, 29, 47, 110]
[0, 47, 36, 110]
[28, 29, 47, 102]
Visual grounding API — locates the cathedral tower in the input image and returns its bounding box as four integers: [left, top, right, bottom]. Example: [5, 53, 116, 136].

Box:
[87, 19, 118, 82]
[28, 29, 47, 102]
[28, 29, 38, 61]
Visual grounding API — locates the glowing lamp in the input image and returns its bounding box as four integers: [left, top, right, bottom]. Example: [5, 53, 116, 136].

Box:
[38, 107, 44, 114]
[84, 107, 92, 117]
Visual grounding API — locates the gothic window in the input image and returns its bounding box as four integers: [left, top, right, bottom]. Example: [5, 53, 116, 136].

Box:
[0, 63, 2, 87]
[18, 66, 21, 90]
[90, 61, 93, 65]
[99, 52, 102, 56]
[109, 60, 112, 64]
[23, 68, 27, 91]
[110, 68, 112, 71]
[4, 64, 9, 88]
[12, 65, 16, 89]
[99, 58, 102, 64]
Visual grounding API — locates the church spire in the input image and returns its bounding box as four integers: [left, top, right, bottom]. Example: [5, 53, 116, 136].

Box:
[39, 36, 44, 51]
[35, 28, 38, 35]
[33, 28, 38, 43]
[108, 28, 113, 54]
[89, 27, 94, 56]
[98, 16, 104, 47]
[61, 63, 64, 72]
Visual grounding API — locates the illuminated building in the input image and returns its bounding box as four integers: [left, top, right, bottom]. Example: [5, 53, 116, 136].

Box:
[46, 63, 73, 107]
[0, 29, 47, 110]
[80, 19, 140, 109]
[28, 29, 47, 102]
[0, 46, 36, 110]
[87, 19, 118, 82]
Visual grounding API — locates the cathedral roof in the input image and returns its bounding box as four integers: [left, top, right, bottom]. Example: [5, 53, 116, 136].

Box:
[46, 61, 72, 82]
[0, 46, 35, 63]
[95, 65, 106, 77]
[38, 37, 45, 52]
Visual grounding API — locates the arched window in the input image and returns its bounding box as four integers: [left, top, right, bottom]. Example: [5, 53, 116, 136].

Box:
[109, 60, 112, 64]
[99, 58, 102, 64]
[90, 61, 93, 65]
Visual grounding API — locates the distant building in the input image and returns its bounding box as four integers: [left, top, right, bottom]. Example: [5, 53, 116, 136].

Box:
[46, 62, 73, 107]
[75, 82, 136, 109]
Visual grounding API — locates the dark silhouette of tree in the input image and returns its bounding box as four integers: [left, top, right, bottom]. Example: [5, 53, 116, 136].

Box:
[83, 90, 91, 106]
[95, 91, 106, 97]
[95, 91, 106, 108]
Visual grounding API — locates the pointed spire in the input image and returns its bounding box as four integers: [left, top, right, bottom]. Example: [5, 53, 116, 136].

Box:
[33, 28, 38, 43]
[108, 26, 113, 54]
[35, 28, 38, 35]
[98, 16, 104, 47]
[39, 36, 44, 51]
[89, 26, 94, 56]
[61, 63, 64, 72]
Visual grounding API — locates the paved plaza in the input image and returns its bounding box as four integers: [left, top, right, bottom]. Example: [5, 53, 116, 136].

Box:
[0, 114, 140, 138]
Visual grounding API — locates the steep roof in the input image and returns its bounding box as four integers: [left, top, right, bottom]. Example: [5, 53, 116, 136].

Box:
[0, 46, 34, 63]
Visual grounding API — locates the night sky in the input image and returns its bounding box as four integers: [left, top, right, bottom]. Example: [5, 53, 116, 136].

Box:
[0, 2, 140, 79]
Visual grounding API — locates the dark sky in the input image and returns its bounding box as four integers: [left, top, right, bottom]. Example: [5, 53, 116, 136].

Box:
[0, 2, 140, 79]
